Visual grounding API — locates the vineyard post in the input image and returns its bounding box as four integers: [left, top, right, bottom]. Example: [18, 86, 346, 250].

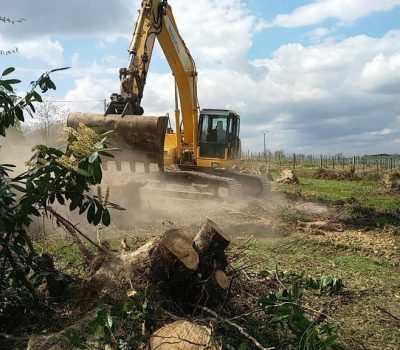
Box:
[293, 153, 296, 172]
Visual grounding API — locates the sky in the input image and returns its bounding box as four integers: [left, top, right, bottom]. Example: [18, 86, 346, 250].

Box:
[1, 0, 400, 155]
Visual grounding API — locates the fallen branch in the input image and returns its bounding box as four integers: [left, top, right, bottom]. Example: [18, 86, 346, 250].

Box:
[377, 306, 400, 322]
[46, 207, 105, 253]
[189, 303, 274, 350]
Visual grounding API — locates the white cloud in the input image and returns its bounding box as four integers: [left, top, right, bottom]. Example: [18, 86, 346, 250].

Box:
[0, 35, 64, 66]
[167, 0, 259, 68]
[57, 1, 400, 154]
[366, 128, 393, 136]
[360, 53, 400, 94]
[134, 29, 400, 153]
[272, 0, 400, 28]
[304, 27, 335, 42]
[64, 76, 117, 113]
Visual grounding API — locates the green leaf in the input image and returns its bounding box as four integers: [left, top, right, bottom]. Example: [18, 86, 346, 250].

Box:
[2, 67, 15, 76]
[93, 206, 103, 226]
[100, 130, 114, 137]
[49, 66, 71, 73]
[74, 167, 90, 177]
[2, 79, 21, 85]
[88, 151, 98, 164]
[69, 199, 79, 211]
[32, 91, 43, 102]
[92, 160, 102, 183]
[87, 202, 95, 223]
[2, 83, 13, 92]
[10, 183, 26, 192]
[15, 107, 24, 122]
[98, 151, 114, 158]
[79, 201, 89, 215]
[47, 79, 56, 90]
[56, 192, 65, 205]
[106, 314, 113, 329]
[102, 209, 111, 226]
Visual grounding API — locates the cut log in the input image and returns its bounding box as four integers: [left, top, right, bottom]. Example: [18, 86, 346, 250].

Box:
[149, 228, 199, 293]
[150, 320, 219, 350]
[214, 269, 230, 290]
[159, 228, 199, 271]
[89, 223, 230, 303]
[194, 219, 230, 254]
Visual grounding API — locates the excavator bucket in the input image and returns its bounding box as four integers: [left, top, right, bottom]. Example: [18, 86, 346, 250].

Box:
[67, 113, 168, 172]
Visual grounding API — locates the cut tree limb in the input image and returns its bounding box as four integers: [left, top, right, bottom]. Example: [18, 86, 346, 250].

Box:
[150, 320, 219, 350]
[194, 219, 230, 255]
[190, 304, 274, 350]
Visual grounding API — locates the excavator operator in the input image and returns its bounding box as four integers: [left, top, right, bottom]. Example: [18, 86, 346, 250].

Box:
[216, 121, 226, 143]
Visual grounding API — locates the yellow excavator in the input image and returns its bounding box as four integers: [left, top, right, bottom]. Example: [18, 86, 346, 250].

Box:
[68, 0, 270, 200]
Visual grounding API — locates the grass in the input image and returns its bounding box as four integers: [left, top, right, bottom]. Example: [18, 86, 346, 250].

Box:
[231, 235, 400, 350]
[276, 177, 400, 210]
[21, 164, 400, 349]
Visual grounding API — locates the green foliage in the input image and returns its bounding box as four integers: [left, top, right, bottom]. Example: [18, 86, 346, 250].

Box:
[0, 17, 25, 24]
[0, 66, 69, 136]
[259, 283, 345, 349]
[0, 67, 116, 324]
[264, 270, 345, 296]
[68, 298, 154, 349]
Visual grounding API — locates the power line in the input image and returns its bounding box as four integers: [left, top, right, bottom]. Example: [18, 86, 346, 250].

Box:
[48, 99, 106, 103]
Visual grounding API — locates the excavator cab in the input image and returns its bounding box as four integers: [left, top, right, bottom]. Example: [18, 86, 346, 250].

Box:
[198, 109, 241, 161]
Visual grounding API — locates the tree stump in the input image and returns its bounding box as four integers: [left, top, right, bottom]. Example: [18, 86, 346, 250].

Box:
[193, 219, 230, 255]
[150, 228, 199, 292]
[150, 320, 219, 350]
[193, 219, 230, 281]
[90, 220, 231, 303]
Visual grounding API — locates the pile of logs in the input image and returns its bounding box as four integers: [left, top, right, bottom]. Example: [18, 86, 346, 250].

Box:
[92, 218, 232, 304]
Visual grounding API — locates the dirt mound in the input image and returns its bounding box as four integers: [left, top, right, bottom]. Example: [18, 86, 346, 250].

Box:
[276, 170, 299, 184]
[383, 171, 400, 194]
[313, 168, 359, 180]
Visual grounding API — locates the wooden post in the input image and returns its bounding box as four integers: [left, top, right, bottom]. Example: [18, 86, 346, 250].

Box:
[320, 155, 323, 168]
[332, 156, 335, 169]
[293, 153, 296, 172]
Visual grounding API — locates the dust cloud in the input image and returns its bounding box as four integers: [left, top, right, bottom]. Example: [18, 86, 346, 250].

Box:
[1, 129, 292, 241]
[98, 163, 292, 240]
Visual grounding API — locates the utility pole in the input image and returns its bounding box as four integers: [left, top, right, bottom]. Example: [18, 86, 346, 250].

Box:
[260, 130, 268, 161]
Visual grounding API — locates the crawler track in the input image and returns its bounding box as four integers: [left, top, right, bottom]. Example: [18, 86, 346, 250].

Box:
[140, 170, 243, 201]
[178, 166, 271, 198]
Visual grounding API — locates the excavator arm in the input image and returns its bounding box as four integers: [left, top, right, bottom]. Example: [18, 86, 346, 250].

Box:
[106, 0, 198, 154]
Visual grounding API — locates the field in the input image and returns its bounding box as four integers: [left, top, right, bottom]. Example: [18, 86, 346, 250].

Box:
[2, 163, 400, 350]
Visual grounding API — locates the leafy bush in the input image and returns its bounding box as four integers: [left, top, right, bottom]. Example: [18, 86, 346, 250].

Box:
[259, 283, 345, 349]
[0, 67, 115, 324]
[68, 298, 155, 349]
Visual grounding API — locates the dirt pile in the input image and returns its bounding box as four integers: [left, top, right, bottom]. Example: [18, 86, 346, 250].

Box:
[313, 168, 359, 180]
[276, 169, 299, 184]
[383, 171, 400, 194]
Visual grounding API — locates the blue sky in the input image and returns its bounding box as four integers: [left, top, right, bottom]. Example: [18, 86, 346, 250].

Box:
[1, 0, 400, 154]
